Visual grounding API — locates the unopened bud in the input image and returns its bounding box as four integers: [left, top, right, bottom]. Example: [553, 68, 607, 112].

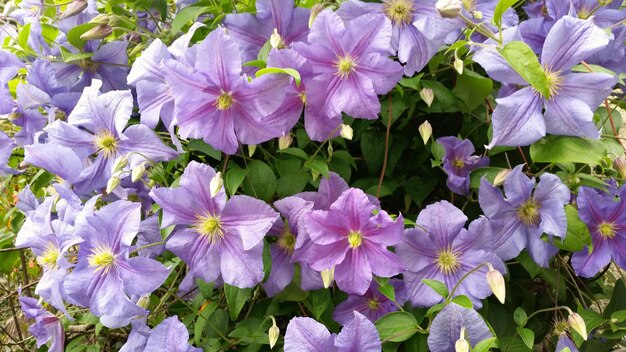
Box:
[436, 0, 462, 18]
[131, 163, 146, 182]
[106, 175, 120, 194]
[418, 121, 432, 144]
[568, 312, 587, 340]
[269, 316, 280, 348]
[137, 295, 151, 309]
[420, 87, 434, 107]
[89, 14, 110, 25]
[454, 58, 464, 75]
[486, 265, 505, 304]
[112, 156, 128, 173]
[340, 124, 353, 140]
[270, 28, 284, 49]
[455, 327, 470, 352]
[614, 156, 626, 179]
[59, 0, 87, 20]
[472, 10, 483, 20]
[278, 133, 293, 150]
[80, 24, 112, 40]
[309, 4, 324, 28]
[210, 171, 223, 198]
[248, 144, 257, 157]
[493, 169, 511, 186]
[321, 267, 334, 288]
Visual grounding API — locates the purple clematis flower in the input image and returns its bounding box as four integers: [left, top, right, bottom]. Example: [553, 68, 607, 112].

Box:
[18, 290, 65, 352]
[0, 131, 17, 176]
[44, 79, 177, 195]
[0, 50, 23, 114]
[223, 0, 310, 64]
[284, 311, 381, 352]
[479, 165, 570, 267]
[150, 161, 279, 291]
[64, 201, 170, 328]
[396, 201, 506, 308]
[26, 59, 81, 117]
[120, 316, 202, 352]
[571, 182, 626, 277]
[474, 16, 615, 147]
[163, 27, 289, 154]
[438, 136, 490, 196]
[302, 188, 404, 295]
[333, 279, 405, 325]
[556, 335, 579, 352]
[292, 11, 404, 120]
[427, 303, 493, 352]
[337, 0, 457, 75]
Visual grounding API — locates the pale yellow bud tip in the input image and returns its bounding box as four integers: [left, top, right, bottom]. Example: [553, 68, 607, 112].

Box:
[210, 171, 223, 198]
[269, 317, 280, 348]
[455, 327, 470, 352]
[568, 312, 587, 340]
[418, 121, 432, 145]
[486, 269, 506, 304]
[420, 87, 434, 107]
[321, 267, 335, 288]
[340, 124, 353, 140]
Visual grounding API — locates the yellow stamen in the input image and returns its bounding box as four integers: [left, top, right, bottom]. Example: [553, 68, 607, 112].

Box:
[277, 226, 297, 253]
[215, 92, 233, 110]
[87, 244, 116, 273]
[193, 213, 225, 243]
[598, 222, 617, 239]
[517, 200, 541, 226]
[348, 231, 362, 248]
[368, 298, 380, 310]
[94, 130, 118, 159]
[453, 159, 465, 168]
[435, 248, 461, 275]
[335, 55, 357, 79]
[543, 67, 564, 99]
[383, 0, 414, 25]
[36, 242, 60, 270]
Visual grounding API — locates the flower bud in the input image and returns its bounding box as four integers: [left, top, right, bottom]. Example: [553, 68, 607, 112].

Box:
[137, 294, 151, 309]
[455, 327, 470, 352]
[493, 169, 511, 187]
[270, 28, 284, 49]
[454, 58, 464, 75]
[472, 10, 483, 20]
[309, 4, 324, 28]
[340, 124, 353, 140]
[269, 316, 280, 348]
[59, 0, 87, 20]
[420, 87, 434, 107]
[486, 266, 506, 304]
[568, 312, 587, 340]
[321, 267, 335, 288]
[131, 163, 146, 182]
[248, 144, 257, 157]
[113, 156, 128, 173]
[278, 133, 293, 150]
[614, 156, 626, 179]
[436, 0, 462, 18]
[210, 171, 223, 198]
[89, 13, 111, 25]
[80, 24, 112, 40]
[418, 121, 432, 145]
[106, 175, 120, 194]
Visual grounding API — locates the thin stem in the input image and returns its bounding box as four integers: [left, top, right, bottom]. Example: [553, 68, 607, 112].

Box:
[377, 94, 393, 199]
[129, 241, 166, 255]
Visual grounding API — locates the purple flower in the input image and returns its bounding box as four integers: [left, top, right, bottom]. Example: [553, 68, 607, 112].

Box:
[571, 182, 626, 277]
[26, 59, 81, 116]
[163, 28, 289, 154]
[427, 303, 493, 352]
[150, 161, 279, 291]
[284, 311, 381, 352]
[0, 50, 23, 114]
[18, 291, 65, 352]
[474, 16, 615, 147]
[438, 136, 490, 196]
[292, 11, 404, 120]
[337, 0, 457, 75]
[479, 165, 570, 267]
[556, 335, 578, 352]
[223, 0, 310, 64]
[44, 79, 177, 195]
[333, 279, 405, 325]
[120, 316, 201, 352]
[64, 201, 170, 328]
[302, 188, 404, 295]
[395, 201, 505, 307]
[0, 131, 17, 176]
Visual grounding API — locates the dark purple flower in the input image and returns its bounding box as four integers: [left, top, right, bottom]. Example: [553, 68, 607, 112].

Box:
[120, 316, 202, 352]
[333, 279, 404, 325]
[292, 11, 404, 120]
[571, 182, 626, 277]
[438, 136, 489, 196]
[395, 201, 506, 307]
[64, 201, 170, 328]
[479, 165, 570, 267]
[19, 290, 65, 352]
[474, 16, 615, 147]
[302, 188, 404, 295]
[150, 161, 279, 291]
[163, 28, 289, 154]
[223, 0, 310, 64]
[427, 303, 493, 352]
[284, 311, 381, 352]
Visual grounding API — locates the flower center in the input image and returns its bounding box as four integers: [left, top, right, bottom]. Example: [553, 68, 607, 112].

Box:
[553, 319, 569, 337]
[383, 0, 414, 25]
[453, 159, 465, 168]
[598, 222, 617, 239]
[435, 248, 461, 275]
[543, 67, 563, 99]
[277, 226, 297, 253]
[517, 200, 541, 226]
[193, 213, 225, 243]
[79, 59, 100, 73]
[215, 92, 233, 110]
[368, 298, 380, 310]
[94, 130, 118, 159]
[348, 231, 362, 248]
[335, 55, 357, 79]
[299, 91, 307, 105]
[462, 0, 475, 11]
[36, 242, 60, 270]
[87, 244, 116, 273]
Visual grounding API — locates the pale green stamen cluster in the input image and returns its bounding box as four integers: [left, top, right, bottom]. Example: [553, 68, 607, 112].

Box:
[598, 222, 617, 239]
[193, 213, 225, 243]
[88, 244, 117, 273]
[215, 92, 234, 110]
[36, 242, 60, 270]
[335, 55, 357, 79]
[383, 0, 414, 25]
[435, 248, 461, 275]
[517, 200, 541, 226]
[94, 130, 119, 159]
[348, 231, 363, 248]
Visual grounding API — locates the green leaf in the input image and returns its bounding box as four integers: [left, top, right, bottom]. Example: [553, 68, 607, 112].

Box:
[451, 295, 473, 309]
[225, 165, 247, 196]
[611, 310, 626, 323]
[18, 23, 32, 51]
[554, 205, 591, 251]
[242, 60, 267, 69]
[66, 23, 98, 49]
[514, 307, 527, 327]
[60, 47, 94, 63]
[604, 280, 626, 319]
[530, 135, 607, 165]
[453, 70, 493, 112]
[516, 327, 534, 349]
[224, 284, 253, 321]
[195, 301, 218, 345]
[242, 160, 277, 201]
[498, 41, 550, 98]
[278, 147, 308, 159]
[170, 5, 211, 35]
[306, 157, 329, 178]
[375, 311, 419, 343]
[421, 279, 448, 298]
[469, 167, 507, 189]
[493, 0, 521, 28]
[307, 289, 332, 320]
[361, 130, 385, 173]
[256, 67, 301, 86]
[276, 173, 309, 197]
[378, 282, 396, 302]
[472, 337, 498, 352]
[187, 139, 222, 160]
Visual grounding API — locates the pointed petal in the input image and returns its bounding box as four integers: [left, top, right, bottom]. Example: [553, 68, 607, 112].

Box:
[489, 86, 545, 147]
[221, 195, 279, 251]
[544, 95, 598, 139]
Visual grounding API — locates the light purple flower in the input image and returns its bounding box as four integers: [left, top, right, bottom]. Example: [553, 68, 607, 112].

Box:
[479, 165, 570, 267]
[292, 11, 404, 120]
[438, 136, 490, 196]
[556, 335, 578, 352]
[571, 182, 626, 277]
[64, 201, 170, 328]
[18, 291, 65, 352]
[396, 201, 506, 307]
[474, 16, 615, 147]
[120, 316, 202, 352]
[427, 303, 493, 352]
[333, 279, 404, 325]
[0, 50, 23, 114]
[150, 161, 279, 291]
[0, 131, 17, 176]
[163, 28, 289, 154]
[284, 311, 381, 352]
[302, 188, 404, 295]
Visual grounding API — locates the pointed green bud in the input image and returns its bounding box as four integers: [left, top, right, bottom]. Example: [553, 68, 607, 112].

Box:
[472, 10, 483, 20]
[486, 264, 506, 304]
[80, 24, 112, 40]
[454, 58, 464, 75]
[106, 175, 120, 194]
[418, 121, 432, 145]
[278, 133, 293, 150]
[248, 144, 257, 157]
[455, 327, 470, 352]
[59, 0, 87, 20]
[131, 163, 146, 182]
[614, 156, 626, 179]
[321, 267, 335, 288]
[568, 312, 587, 340]
[309, 4, 324, 28]
[210, 171, 223, 198]
[89, 14, 111, 24]
[269, 316, 280, 349]
[112, 156, 128, 173]
[493, 169, 511, 187]
[420, 87, 434, 107]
